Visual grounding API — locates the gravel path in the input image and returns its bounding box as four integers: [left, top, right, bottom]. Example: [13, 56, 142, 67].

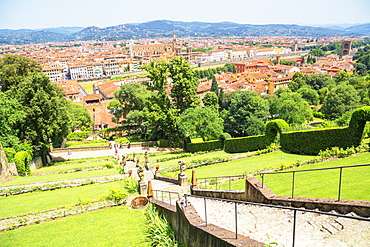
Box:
[187, 197, 370, 247]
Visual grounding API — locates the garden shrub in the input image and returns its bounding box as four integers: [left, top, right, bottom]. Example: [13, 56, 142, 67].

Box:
[157, 139, 170, 147]
[225, 135, 266, 153]
[105, 188, 127, 204]
[14, 151, 32, 176]
[66, 131, 92, 141]
[145, 203, 183, 247]
[123, 176, 139, 194]
[4, 148, 16, 162]
[186, 140, 222, 153]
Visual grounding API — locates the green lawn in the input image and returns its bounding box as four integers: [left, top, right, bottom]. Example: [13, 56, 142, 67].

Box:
[1, 169, 120, 186]
[155, 151, 245, 168]
[0, 181, 129, 219]
[65, 140, 109, 148]
[184, 151, 316, 179]
[261, 152, 370, 201]
[0, 206, 149, 247]
[32, 160, 116, 175]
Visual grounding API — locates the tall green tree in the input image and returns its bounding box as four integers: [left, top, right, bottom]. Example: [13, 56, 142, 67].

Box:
[11, 72, 70, 148]
[140, 57, 200, 144]
[109, 82, 152, 120]
[297, 87, 320, 105]
[67, 101, 93, 131]
[210, 75, 219, 93]
[0, 55, 70, 149]
[224, 91, 269, 137]
[269, 92, 313, 126]
[0, 91, 24, 147]
[202, 92, 219, 110]
[168, 57, 200, 113]
[0, 55, 41, 92]
[305, 74, 331, 90]
[177, 107, 224, 141]
[320, 84, 360, 120]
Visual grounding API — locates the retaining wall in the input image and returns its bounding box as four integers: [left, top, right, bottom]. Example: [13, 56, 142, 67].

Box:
[153, 199, 264, 247]
[191, 178, 370, 217]
[0, 144, 14, 184]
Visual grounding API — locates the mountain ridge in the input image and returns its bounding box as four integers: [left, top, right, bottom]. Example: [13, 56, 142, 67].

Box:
[1, 20, 369, 45]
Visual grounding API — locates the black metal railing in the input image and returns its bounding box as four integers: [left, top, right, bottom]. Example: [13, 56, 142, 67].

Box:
[259, 164, 370, 201]
[184, 194, 370, 247]
[152, 190, 180, 206]
[196, 174, 247, 190]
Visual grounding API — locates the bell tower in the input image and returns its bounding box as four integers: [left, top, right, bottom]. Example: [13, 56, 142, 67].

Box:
[341, 40, 352, 57]
[172, 30, 177, 54]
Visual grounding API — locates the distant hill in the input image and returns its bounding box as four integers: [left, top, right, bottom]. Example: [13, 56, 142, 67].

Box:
[345, 23, 370, 35]
[0, 20, 366, 45]
[36, 26, 85, 35]
[0, 30, 66, 45]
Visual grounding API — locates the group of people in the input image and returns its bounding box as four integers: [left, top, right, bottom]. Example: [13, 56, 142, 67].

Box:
[109, 141, 131, 149]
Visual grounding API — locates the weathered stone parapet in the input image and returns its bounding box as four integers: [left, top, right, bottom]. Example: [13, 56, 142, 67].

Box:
[0, 143, 14, 184]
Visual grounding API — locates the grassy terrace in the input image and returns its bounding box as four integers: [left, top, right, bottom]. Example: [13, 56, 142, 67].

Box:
[0, 181, 128, 219]
[153, 150, 244, 168]
[212, 152, 370, 201]
[0, 206, 149, 247]
[32, 160, 116, 175]
[261, 152, 370, 201]
[1, 169, 120, 186]
[181, 150, 316, 178]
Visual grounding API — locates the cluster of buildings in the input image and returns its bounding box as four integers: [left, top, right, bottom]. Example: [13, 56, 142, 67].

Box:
[0, 35, 359, 130]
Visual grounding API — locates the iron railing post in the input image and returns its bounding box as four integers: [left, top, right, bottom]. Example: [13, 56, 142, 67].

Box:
[169, 191, 171, 206]
[338, 167, 343, 201]
[261, 174, 264, 188]
[235, 202, 238, 239]
[291, 171, 295, 198]
[292, 209, 297, 247]
[204, 197, 207, 226]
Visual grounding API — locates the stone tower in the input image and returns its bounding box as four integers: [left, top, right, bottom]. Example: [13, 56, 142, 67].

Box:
[172, 30, 177, 54]
[341, 40, 352, 57]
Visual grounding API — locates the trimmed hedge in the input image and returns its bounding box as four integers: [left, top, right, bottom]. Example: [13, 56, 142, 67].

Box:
[157, 139, 170, 147]
[280, 127, 348, 154]
[186, 140, 222, 153]
[348, 106, 370, 147]
[265, 119, 289, 145]
[14, 151, 32, 176]
[225, 135, 266, 153]
[4, 148, 16, 163]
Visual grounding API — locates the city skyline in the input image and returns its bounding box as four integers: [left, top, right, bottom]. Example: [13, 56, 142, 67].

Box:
[0, 0, 369, 30]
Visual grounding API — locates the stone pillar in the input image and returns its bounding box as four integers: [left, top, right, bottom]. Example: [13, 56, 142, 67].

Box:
[191, 170, 197, 188]
[178, 160, 188, 187]
[147, 180, 153, 200]
[144, 151, 151, 170]
[137, 165, 147, 195]
[0, 143, 14, 184]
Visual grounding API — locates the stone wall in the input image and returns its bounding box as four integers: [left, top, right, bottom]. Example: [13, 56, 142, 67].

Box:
[191, 178, 370, 217]
[245, 177, 370, 217]
[30, 157, 43, 171]
[0, 143, 14, 184]
[153, 199, 264, 247]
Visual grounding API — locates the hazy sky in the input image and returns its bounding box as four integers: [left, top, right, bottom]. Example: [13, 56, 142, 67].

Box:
[1, 0, 369, 29]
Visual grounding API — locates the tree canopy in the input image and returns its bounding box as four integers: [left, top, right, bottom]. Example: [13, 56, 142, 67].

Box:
[320, 84, 361, 120]
[0, 54, 71, 151]
[269, 92, 313, 126]
[224, 91, 269, 137]
[177, 107, 224, 141]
